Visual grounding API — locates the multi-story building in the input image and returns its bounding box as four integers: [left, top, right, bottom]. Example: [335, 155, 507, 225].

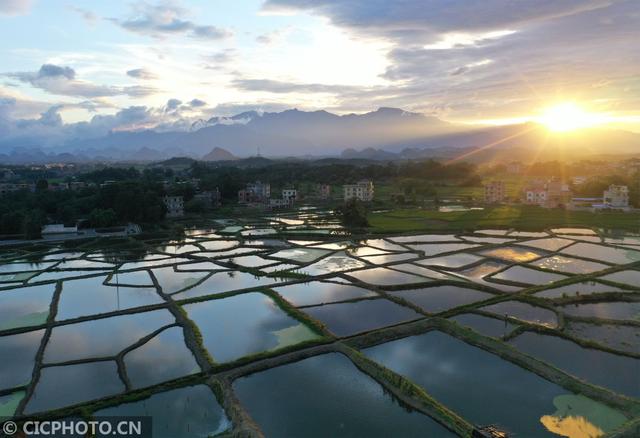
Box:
[507, 161, 523, 174]
[603, 185, 629, 209]
[544, 180, 572, 208]
[484, 181, 506, 204]
[163, 196, 184, 218]
[316, 184, 331, 199]
[268, 198, 289, 209]
[194, 189, 221, 209]
[522, 179, 571, 208]
[239, 181, 271, 204]
[247, 181, 270, 200]
[343, 180, 374, 202]
[282, 189, 297, 204]
[523, 186, 547, 205]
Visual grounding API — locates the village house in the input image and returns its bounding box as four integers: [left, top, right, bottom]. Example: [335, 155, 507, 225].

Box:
[484, 181, 506, 204]
[522, 179, 572, 208]
[193, 189, 221, 209]
[544, 179, 572, 208]
[163, 195, 184, 218]
[343, 180, 374, 202]
[603, 185, 630, 209]
[238, 181, 271, 204]
[316, 184, 331, 199]
[282, 189, 297, 204]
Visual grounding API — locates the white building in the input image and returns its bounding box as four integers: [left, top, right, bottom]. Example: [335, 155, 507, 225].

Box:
[343, 180, 374, 202]
[42, 224, 78, 235]
[246, 181, 270, 200]
[603, 185, 630, 209]
[164, 196, 184, 218]
[282, 189, 297, 204]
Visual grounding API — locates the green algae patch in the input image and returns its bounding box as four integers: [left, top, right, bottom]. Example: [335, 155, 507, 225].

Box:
[0, 391, 25, 417]
[540, 394, 628, 437]
[271, 323, 320, 350]
[0, 310, 48, 331]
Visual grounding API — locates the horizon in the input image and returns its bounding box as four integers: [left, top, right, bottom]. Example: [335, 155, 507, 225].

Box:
[1, 0, 640, 154]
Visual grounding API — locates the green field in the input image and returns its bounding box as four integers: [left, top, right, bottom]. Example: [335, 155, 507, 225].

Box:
[368, 205, 640, 233]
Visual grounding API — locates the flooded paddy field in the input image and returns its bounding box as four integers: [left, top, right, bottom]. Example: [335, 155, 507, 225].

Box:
[1, 213, 639, 437]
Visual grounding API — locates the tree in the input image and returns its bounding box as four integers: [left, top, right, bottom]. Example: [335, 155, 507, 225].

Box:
[35, 179, 49, 191]
[185, 199, 206, 213]
[89, 208, 117, 228]
[338, 199, 369, 228]
[23, 210, 45, 239]
[0, 212, 24, 235]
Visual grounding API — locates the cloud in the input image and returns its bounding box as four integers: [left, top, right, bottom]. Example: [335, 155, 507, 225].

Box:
[126, 68, 157, 80]
[0, 0, 32, 16]
[165, 98, 182, 111]
[232, 78, 363, 94]
[260, 0, 639, 121]
[263, 0, 614, 42]
[7, 64, 159, 98]
[256, 28, 289, 45]
[189, 98, 206, 107]
[68, 6, 97, 23]
[32, 64, 76, 80]
[112, 1, 231, 40]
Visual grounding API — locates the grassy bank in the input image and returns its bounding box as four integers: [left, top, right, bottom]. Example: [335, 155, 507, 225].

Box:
[368, 205, 640, 233]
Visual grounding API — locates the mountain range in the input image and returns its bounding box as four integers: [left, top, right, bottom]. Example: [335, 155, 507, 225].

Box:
[0, 107, 638, 164]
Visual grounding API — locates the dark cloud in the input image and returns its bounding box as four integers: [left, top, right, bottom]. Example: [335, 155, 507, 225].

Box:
[263, 0, 614, 42]
[37, 64, 76, 80]
[189, 98, 206, 107]
[165, 98, 182, 111]
[263, 0, 639, 119]
[6, 64, 159, 98]
[112, 1, 231, 40]
[126, 68, 157, 80]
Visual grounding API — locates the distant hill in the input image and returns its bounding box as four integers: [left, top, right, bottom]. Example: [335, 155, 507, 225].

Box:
[202, 147, 238, 161]
[2, 107, 639, 164]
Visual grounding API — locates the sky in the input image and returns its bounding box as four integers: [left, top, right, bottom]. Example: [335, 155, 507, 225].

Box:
[1, 0, 639, 145]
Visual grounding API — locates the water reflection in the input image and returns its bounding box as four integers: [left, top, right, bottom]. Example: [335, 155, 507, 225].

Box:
[234, 353, 453, 438]
[26, 361, 124, 414]
[44, 310, 175, 363]
[124, 326, 200, 388]
[0, 284, 54, 329]
[183, 292, 319, 362]
[95, 385, 230, 438]
[57, 276, 162, 320]
[0, 329, 44, 390]
[509, 332, 640, 398]
[302, 299, 421, 336]
[273, 281, 376, 307]
[364, 331, 594, 437]
[392, 285, 495, 314]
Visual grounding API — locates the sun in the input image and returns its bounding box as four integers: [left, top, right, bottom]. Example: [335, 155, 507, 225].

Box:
[537, 102, 601, 132]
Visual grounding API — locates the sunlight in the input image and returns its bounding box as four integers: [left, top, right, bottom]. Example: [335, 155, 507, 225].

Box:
[537, 102, 605, 132]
